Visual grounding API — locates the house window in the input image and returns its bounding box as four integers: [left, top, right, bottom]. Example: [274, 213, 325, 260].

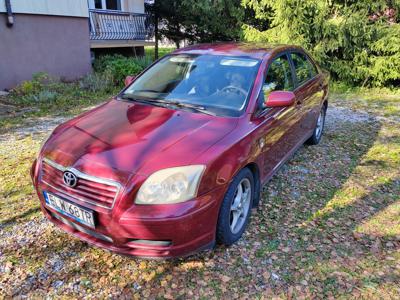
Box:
[94, 0, 121, 10]
[95, 0, 102, 9]
[106, 0, 121, 10]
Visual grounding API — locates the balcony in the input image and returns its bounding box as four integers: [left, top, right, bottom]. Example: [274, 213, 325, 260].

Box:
[89, 9, 154, 48]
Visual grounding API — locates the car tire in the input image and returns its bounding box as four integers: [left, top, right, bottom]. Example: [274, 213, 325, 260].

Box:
[306, 104, 327, 145]
[216, 168, 254, 245]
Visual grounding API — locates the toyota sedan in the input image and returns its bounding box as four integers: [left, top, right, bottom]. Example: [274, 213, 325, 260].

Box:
[31, 43, 329, 258]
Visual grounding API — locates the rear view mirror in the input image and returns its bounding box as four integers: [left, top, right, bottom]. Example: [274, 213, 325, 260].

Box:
[124, 75, 136, 87]
[265, 91, 296, 108]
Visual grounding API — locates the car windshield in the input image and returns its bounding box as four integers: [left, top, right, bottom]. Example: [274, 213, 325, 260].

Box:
[122, 54, 261, 117]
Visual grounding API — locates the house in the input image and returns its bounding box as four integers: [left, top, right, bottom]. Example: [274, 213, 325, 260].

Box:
[0, 0, 153, 90]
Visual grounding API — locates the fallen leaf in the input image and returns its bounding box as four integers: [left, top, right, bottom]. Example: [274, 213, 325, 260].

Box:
[306, 245, 317, 252]
[263, 271, 271, 281]
[220, 275, 231, 283]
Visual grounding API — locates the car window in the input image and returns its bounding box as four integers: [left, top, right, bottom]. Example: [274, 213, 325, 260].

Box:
[123, 54, 261, 117]
[290, 52, 317, 85]
[257, 54, 294, 111]
[264, 54, 294, 95]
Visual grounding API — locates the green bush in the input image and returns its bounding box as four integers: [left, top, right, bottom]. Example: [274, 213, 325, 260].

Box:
[9, 70, 118, 108]
[14, 72, 54, 96]
[93, 55, 152, 86]
[79, 72, 114, 93]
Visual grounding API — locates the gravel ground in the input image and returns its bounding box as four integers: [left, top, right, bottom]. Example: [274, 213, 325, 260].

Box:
[1, 103, 399, 299]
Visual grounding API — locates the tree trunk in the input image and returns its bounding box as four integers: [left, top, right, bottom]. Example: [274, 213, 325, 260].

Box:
[154, 12, 159, 60]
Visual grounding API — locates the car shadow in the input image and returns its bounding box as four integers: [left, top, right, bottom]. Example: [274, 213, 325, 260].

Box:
[0, 207, 40, 228]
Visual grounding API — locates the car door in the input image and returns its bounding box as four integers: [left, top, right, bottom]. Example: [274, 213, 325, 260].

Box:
[253, 53, 302, 181]
[290, 52, 324, 137]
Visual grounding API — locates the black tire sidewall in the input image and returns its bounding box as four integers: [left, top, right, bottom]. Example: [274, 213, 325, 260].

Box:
[216, 168, 254, 245]
[307, 106, 326, 145]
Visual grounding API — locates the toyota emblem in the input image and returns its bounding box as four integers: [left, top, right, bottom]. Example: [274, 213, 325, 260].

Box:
[63, 171, 78, 188]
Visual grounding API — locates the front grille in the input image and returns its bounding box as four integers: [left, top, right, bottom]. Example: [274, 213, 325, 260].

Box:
[41, 158, 121, 209]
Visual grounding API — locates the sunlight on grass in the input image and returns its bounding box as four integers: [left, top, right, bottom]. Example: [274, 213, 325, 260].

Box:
[313, 251, 400, 299]
[0, 136, 41, 224]
[144, 46, 175, 59]
[309, 123, 400, 222]
[355, 201, 400, 237]
[310, 186, 367, 220]
[331, 83, 400, 119]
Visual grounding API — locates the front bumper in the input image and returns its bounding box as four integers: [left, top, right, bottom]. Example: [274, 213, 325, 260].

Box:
[32, 160, 226, 258]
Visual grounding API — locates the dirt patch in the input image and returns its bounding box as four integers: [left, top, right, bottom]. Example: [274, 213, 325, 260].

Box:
[0, 116, 68, 143]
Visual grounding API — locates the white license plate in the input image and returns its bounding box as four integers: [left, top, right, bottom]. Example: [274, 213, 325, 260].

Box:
[44, 192, 95, 228]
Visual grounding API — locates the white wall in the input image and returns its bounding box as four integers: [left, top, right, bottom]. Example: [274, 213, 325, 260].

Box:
[123, 0, 145, 13]
[0, 0, 89, 17]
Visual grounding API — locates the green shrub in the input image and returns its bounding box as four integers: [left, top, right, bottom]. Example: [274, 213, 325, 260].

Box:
[93, 55, 152, 86]
[131, 56, 154, 70]
[14, 72, 53, 96]
[79, 71, 114, 93]
[10, 70, 117, 108]
[16, 80, 37, 95]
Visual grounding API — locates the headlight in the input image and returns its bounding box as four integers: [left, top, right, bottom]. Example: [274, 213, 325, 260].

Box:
[135, 165, 205, 205]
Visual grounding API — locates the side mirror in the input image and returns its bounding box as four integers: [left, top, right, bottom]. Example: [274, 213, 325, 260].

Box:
[265, 91, 296, 108]
[124, 75, 136, 87]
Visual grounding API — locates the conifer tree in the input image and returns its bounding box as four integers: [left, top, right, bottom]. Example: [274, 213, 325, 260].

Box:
[242, 0, 400, 86]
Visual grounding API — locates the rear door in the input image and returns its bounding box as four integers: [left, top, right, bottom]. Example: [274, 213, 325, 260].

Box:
[289, 52, 324, 136]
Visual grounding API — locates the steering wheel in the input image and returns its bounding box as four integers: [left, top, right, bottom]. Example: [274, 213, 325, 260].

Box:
[221, 85, 247, 97]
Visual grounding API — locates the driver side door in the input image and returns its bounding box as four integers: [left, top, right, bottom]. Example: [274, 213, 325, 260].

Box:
[253, 53, 303, 181]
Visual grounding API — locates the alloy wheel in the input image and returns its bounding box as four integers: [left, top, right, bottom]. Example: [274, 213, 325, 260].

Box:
[315, 109, 325, 140]
[229, 178, 252, 234]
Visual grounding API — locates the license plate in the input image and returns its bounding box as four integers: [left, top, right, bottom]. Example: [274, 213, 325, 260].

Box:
[43, 191, 95, 228]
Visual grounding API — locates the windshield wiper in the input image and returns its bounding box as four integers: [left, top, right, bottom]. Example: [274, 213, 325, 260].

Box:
[166, 100, 216, 116]
[120, 95, 169, 108]
[121, 95, 216, 116]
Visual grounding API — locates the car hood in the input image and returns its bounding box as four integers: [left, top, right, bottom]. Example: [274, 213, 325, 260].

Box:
[43, 99, 237, 182]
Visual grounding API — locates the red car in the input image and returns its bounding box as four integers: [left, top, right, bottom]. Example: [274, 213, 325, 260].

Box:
[31, 43, 329, 258]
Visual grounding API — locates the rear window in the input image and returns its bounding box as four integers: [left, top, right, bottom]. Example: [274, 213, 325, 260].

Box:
[291, 52, 318, 85]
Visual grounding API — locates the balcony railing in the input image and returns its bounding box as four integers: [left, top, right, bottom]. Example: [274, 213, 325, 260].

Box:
[89, 9, 153, 41]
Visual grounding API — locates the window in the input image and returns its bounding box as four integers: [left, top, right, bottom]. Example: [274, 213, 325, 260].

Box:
[264, 54, 294, 94]
[258, 54, 294, 110]
[106, 0, 121, 10]
[123, 54, 261, 117]
[94, 0, 121, 10]
[290, 52, 317, 85]
[95, 0, 102, 9]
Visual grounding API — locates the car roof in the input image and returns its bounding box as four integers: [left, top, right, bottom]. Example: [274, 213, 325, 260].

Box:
[172, 42, 302, 60]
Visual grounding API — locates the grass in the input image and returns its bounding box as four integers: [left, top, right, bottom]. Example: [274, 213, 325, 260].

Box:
[145, 46, 175, 60]
[331, 82, 400, 120]
[0, 65, 399, 298]
[0, 74, 118, 134]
